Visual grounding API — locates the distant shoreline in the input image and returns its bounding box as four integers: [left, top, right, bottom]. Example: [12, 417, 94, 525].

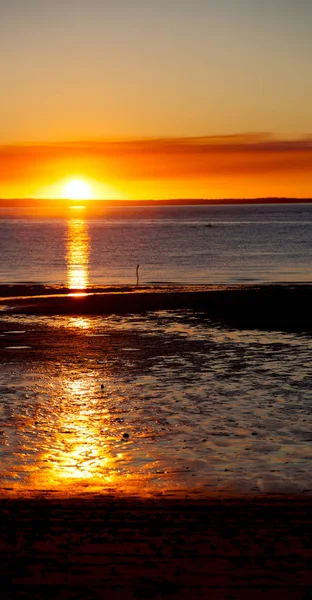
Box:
[1, 197, 312, 207]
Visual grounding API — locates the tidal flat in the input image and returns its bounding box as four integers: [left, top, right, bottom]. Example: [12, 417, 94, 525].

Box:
[0, 285, 311, 498]
[0, 285, 312, 598]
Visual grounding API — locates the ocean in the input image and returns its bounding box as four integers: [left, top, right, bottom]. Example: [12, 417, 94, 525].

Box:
[0, 203, 312, 286]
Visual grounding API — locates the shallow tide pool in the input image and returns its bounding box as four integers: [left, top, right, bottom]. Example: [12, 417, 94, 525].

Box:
[0, 310, 311, 497]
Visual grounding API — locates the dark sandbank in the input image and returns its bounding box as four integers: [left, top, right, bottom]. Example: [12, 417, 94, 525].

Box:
[1, 283, 312, 333]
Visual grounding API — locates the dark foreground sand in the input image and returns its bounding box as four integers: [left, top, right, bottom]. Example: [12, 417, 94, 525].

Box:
[0, 495, 311, 599]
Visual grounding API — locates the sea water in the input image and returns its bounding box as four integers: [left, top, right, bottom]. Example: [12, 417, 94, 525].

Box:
[0, 203, 312, 286]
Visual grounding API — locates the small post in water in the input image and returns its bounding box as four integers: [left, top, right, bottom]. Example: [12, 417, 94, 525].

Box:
[136, 263, 140, 286]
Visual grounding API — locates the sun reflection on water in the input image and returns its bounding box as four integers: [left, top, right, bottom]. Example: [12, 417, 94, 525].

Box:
[21, 374, 155, 497]
[66, 316, 93, 330]
[66, 217, 90, 290]
[34, 376, 119, 493]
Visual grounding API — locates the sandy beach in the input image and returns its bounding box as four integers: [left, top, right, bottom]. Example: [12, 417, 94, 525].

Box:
[0, 284, 311, 597]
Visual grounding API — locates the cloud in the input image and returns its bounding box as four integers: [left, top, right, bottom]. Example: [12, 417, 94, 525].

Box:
[1, 134, 312, 185]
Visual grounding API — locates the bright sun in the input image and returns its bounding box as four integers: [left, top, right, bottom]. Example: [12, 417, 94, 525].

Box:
[63, 179, 93, 200]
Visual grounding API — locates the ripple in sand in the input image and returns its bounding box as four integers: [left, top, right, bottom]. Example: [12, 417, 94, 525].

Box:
[5, 346, 32, 350]
[86, 334, 108, 337]
[6, 330, 26, 334]
[123, 348, 141, 352]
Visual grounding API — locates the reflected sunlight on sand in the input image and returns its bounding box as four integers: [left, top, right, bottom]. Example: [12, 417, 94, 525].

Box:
[0, 309, 312, 498]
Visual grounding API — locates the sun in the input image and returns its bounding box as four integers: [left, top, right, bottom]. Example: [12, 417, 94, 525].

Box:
[63, 179, 93, 200]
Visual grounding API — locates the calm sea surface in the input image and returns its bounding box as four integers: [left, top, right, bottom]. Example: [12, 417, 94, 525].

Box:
[0, 203, 312, 286]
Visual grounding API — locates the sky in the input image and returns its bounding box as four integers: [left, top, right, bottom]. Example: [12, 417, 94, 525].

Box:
[1, 0, 312, 199]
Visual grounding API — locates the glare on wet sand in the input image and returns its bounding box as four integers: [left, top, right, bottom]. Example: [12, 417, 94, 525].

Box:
[0, 310, 311, 498]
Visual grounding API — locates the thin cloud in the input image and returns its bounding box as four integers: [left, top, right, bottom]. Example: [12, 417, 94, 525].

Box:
[1, 134, 312, 183]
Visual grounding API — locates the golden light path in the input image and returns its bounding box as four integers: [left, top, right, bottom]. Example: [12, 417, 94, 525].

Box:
[27, 376, 123, 494]
[27, 371, 156, 497]
[66, 215, 90, 290]
[44, 379, 116, 488]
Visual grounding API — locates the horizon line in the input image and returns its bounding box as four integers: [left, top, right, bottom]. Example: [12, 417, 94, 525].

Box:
[1, 197, 312, 205]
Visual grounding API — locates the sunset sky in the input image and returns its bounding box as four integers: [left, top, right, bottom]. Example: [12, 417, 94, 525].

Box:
[1, 0, 312, 200]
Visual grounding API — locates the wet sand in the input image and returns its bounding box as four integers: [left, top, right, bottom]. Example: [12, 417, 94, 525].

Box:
[1, 284, 312, 597]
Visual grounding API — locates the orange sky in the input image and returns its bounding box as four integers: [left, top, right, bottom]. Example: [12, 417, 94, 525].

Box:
[1, 1, 312, 199]
[1, 135, 312, 200]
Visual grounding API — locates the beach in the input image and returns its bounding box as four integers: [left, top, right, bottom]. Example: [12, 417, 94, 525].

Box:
[2, 0, 312, 593]
[0, 284, 311, 597]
